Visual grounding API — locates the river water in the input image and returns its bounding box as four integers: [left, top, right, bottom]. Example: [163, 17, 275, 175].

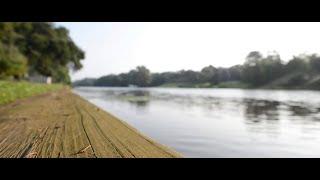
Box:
[74, 87, 320, 157]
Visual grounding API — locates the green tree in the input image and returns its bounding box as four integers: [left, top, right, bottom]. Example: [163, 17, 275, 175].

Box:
[216, 68, 231, 83]
[0, 22, 85, 84]
[242, 51, 263, 85]
[261, 52, 284, 83]
[228, 65, 242, 81]
[242, 51, 284, 86]
[285, 56, 309, 73]
[150, 73, 166, 86]
[309, 54, 320, 73]
[130, 66, 151, 87]
[200, 65, 218, 84]
[0, 42, 27, 79]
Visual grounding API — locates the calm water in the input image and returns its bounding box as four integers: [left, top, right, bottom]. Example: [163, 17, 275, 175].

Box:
[74, 87, 320, 158]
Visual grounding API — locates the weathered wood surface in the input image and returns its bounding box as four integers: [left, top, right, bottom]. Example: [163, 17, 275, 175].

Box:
[0, 89, 181, 158]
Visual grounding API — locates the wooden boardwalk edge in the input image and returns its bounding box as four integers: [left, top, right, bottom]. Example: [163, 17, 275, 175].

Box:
[0, 89, 182, 158]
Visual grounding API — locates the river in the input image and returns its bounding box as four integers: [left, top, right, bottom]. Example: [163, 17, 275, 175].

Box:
[74, 87, 320, 157]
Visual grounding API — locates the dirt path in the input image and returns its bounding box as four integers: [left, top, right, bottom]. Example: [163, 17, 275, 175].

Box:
[0, 89, 181, 158]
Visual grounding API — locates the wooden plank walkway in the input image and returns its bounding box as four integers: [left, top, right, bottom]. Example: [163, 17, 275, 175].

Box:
[0, 89, 181, 158]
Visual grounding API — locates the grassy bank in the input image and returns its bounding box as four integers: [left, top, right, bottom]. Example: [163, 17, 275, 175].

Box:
[0, 81, 64, 105]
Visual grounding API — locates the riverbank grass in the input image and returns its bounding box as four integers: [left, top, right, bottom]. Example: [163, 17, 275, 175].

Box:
[0, 81, 64, 105]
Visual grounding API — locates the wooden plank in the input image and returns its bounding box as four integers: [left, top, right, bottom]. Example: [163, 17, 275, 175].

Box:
[0, 89, 181, 158]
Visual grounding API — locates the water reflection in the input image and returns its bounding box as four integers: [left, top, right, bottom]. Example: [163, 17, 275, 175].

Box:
[129, 100, 149, 107]
[82, 87, 320, 125]
[243, 99, 280, 123]
[74, 87, 320, 157]
[289, 105, 314, 116]
[118, 90, 150, 107]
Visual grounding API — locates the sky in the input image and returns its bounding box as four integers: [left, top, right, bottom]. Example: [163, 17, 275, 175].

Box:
[56, 22, 320, 81]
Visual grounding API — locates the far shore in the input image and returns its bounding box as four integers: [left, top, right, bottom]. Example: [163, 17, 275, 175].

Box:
[73, 83, 320, 91]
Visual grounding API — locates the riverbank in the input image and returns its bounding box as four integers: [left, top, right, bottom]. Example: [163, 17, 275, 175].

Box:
[74, 71, 320, 90]
[157, 73, 320, 90]
[0, 88, 181, 158]
[158, 81, 251, 88]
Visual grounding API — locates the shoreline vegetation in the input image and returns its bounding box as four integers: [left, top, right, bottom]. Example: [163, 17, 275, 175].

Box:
[0, 87, 181, 158]
[0, 81, 63, 105]
[73, 51, 320, 91]
[157, 81, 251, 89]
[74, 77, 320, 91]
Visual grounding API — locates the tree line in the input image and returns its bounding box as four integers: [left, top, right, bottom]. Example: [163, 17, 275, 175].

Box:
[0, 22, 85, 84]
[74, 51, 320, 89]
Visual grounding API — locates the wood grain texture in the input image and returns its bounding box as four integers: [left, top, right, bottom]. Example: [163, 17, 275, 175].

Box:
[0, 89, 181, 158]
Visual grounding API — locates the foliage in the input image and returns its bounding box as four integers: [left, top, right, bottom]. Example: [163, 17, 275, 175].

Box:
[73, 51, 320, 90]
[242, 51, 284, 86]
[94, 66, 151, 87]
[0, 22, 85, 84]
[0, 42, 27, 79]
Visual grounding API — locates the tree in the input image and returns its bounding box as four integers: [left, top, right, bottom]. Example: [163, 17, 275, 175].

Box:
[0, 22, 85, 84]
[285, 56, 308, 73]
[150, 73, 166, 86]
[216, 68, 231, 83]
[242, 51, 284, 86]
[245, 51, 263, 66]
[119, 73, 129, 86]
[95, 74, 123, 87]
[130, 66, 151, 87]
[200, 65, 218, 84]
[73, 78, 97, 86]
[228, 65, 242, 81]
[309, 54, 320, 73]
[242, 51, 263, 85]
[260, 52, 284, 83]
[73, 51, 320, 89]
[0, 42, 27, 79]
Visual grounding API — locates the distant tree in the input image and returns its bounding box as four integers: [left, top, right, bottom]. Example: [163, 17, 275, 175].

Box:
[228, 65, 242, 81]
[95, 74, 121, 86]
[200, 65, 218, 84]
[119, 73, 129, 86]
[216, 68, 231, 83]
[175, 70, 200, 83]
[309, 54, 320, 73]
[242, 51, 284, 86]
[242, 51, 263, 85]
[73, 78, 97, 86]
[245, 51, 263, 66]
[261, 52, 284, 82]
[130, 66, 151, 87]
[73, 51, 320, 89]
[150, 73, 166, 86]
[285, 56, 309, 73]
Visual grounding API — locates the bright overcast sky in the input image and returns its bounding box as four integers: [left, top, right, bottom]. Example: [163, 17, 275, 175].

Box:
[57, 22, 320, 81]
